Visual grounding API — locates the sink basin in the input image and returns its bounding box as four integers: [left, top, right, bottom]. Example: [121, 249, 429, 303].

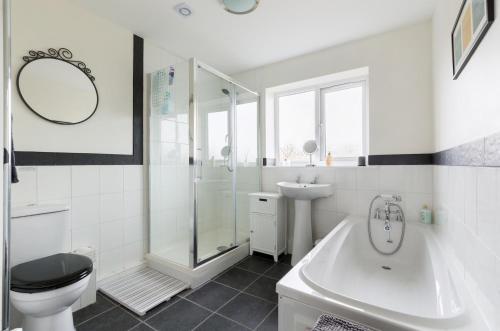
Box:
[277, 182, 333, 200]
[277, 181, 333, 266]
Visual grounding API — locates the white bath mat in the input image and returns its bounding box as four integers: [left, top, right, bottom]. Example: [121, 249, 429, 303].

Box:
[99, 266, 188, 316]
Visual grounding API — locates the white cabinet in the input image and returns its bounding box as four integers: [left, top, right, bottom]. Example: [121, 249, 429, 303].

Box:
[249, 192, 286, 262]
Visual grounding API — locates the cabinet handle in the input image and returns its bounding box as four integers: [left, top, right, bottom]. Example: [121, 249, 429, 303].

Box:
[259, 198, 268, 202]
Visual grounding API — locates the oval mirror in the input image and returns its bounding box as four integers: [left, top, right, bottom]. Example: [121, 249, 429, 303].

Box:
[17, 49, 98, 125]
[303, 140, 318, 154]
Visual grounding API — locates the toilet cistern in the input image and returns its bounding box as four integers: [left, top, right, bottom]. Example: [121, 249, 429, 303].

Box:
[277, 181, 333, 265]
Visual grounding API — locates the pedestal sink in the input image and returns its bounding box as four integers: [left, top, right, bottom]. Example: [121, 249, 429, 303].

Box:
[277, 181, 333, 266]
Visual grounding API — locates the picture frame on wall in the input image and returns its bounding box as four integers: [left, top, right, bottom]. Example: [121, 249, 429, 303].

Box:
[451, 0, 495, 79]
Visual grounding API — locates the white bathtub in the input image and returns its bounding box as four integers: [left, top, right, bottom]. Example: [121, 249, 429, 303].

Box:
[277, 216, 488, 331]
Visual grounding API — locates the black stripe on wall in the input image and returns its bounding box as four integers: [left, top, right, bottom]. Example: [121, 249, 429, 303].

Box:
[368, 154, 433, 165]
[16, 35, 144, 166]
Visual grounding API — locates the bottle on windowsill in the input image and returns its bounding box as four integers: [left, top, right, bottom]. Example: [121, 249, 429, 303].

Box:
[325, 152, 333, 166]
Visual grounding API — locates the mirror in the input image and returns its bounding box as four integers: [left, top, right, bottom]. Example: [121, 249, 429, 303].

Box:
[16, 48, 99, 125]
[303, 140, 318, 167]
[303, 140, 318, 154]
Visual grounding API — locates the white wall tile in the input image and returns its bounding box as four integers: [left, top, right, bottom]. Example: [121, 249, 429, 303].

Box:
[356, 190, 380, 217]
[405, 165, 433, 193]
[335, 168, 356, 190]
[464, 167, 477, 233]
[12, 167, 37, 207]
[449, 167, 465, 224]
[71, 195, 100, 228]
[336, 189, 356, 214]
[123, 241, 144, 269]
[37, 166, 71, 201]
[312, 210, 344, 239]
[123, 215, 145, 244]
[124, 165, 144, 191]
[124, 190, 144, 218]
[100, 193, 124, 223]
[100, 248, 123, 279]
[100, 166, 124, 194]
[379, 166, 406, 192]
[72, 224, 100, 251]
[72, 166, 100, 197]
[100, 220, 124, 252]
[356, 167, 379, 191]
[476, 167, 497, 250]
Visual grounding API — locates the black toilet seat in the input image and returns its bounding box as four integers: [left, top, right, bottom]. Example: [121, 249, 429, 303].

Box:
[11, 253, 93, 293]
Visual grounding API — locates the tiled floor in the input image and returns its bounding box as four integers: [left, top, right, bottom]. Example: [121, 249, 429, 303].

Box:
[74, 253, 292, 331]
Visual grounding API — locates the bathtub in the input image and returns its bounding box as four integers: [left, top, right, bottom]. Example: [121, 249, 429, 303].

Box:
[277, 216, 488, 331]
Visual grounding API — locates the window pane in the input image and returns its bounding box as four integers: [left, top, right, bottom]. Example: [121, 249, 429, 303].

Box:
[324, 86, 363, 158]
[236, 101, 258, 165]
[278, 91, 316, 163]
[208, 111, 228, 160]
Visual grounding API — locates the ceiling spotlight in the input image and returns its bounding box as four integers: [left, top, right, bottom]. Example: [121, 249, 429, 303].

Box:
[222, 0, 260, 15]
[174, 3, 193, 17]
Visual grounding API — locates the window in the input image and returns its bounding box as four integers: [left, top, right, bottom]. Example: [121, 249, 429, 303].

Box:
[277, 91, 316, 163]
[236, 101, 258, 165]
[275, 80, 366, 164]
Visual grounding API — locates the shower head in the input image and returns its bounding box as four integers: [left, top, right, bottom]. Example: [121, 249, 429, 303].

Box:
[221, 88, 230, 96]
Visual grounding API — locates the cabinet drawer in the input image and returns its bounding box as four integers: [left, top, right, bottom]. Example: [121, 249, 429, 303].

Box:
[249, 196, 277, 215]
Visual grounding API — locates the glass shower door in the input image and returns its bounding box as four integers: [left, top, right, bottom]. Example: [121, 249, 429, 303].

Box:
[191, 60, 237, 265]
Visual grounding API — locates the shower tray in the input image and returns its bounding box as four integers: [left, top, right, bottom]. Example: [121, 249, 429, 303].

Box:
[99, 266, 188, 316]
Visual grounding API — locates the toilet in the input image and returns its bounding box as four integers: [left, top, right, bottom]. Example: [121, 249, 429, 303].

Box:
[9, 204, 93, 331]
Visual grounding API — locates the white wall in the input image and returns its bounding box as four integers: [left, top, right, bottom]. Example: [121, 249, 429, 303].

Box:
[263, 166, 433, 249]
[12, 165, 146, 281]
[12, 0, 134, 155]
[432, 0, 500, 151]
[234, 21, 434, 156]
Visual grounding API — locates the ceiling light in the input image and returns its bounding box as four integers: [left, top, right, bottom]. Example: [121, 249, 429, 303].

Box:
[222, 0, 260, 15]
[174, 3, 193, 17]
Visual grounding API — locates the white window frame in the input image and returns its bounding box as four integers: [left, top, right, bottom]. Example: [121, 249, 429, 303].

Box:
[274, 77, 368, 165]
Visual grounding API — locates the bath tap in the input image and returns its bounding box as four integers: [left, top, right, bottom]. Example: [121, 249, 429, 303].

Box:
[296, 175, 301, 183]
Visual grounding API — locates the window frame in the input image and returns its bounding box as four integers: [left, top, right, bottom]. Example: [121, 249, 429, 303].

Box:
[274, 77, 368, 165]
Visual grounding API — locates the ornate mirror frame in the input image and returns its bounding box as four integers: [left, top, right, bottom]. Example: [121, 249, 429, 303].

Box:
[16, 47, 99, 125]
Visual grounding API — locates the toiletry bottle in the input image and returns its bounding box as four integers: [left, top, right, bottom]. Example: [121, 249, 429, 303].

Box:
[326, 152, 333, 166]
[420, 205, 432, 224]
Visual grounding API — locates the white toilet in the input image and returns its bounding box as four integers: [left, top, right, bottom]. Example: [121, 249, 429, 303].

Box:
[10, 204, 93, 331]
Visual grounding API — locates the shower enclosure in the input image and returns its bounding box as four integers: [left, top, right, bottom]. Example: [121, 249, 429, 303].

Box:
[148, 59, 260, 274]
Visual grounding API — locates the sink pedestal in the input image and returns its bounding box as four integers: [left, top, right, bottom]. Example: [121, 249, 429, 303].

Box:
[292, 200, 313, 266]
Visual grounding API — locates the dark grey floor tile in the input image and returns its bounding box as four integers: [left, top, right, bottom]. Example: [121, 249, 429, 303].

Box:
[130, 323, 156, 331]
[278, 254, 292, 265]
[139, 296, 180, 321]
[238, 256, 275, 274]
[265, 263, 293, 280]
[73, 292, 116, 325]
[218, 293, 276, 329]
[244, 276, 278, 303]
[187, 281, 238, 310]
[76, 307, 140, 331]
[215, 268, 259, 290]
[257, 307, 278, 331]
[195, 314, 249, 331]
[147, 299, 211, 331]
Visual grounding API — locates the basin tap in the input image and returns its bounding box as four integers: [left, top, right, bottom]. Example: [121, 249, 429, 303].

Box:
[295, 175, 301, 183]
[310, 176, 319, 184]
